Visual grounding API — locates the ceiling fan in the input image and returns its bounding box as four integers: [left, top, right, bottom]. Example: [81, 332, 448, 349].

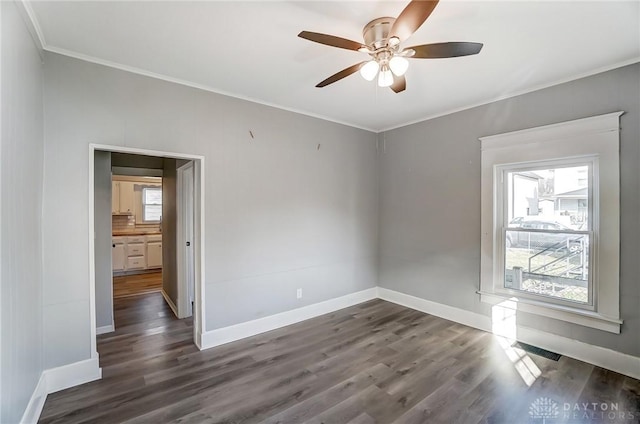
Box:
[298, 0, 483, 93]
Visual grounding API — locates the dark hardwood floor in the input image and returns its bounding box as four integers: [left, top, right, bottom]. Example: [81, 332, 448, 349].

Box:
[113, 271, 163, 298]
[39, 293, 640, 423]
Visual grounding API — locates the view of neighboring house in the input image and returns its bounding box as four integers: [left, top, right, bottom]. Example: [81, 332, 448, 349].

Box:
[510, 165, 588, 229]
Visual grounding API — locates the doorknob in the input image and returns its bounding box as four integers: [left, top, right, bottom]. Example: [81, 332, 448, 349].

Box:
[186, 241, 191, 246]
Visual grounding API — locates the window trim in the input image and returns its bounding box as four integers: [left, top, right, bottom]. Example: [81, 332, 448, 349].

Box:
[478, 112, 623, 334]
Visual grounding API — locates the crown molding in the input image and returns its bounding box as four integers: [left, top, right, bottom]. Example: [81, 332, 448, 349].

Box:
[16, 0, 45, 59]
[42, 45, 378, 134]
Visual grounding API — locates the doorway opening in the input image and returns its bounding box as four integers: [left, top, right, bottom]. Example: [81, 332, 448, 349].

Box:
[111, 173, 163, 300]
[90, 144, 205, 360]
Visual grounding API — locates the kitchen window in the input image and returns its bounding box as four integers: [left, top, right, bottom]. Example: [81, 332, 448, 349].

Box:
[142, 187, 162, 222]
[479, 112, 622, 333]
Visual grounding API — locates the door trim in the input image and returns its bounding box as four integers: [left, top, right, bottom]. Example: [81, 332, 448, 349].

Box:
[177, 161, 195, 319]
[89, 143, 206, 357]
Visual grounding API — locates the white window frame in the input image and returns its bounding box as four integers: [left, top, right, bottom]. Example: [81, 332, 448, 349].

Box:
[479, 112, 623, 333]
[497, 158, 596, 309]
[142, 186, 162, 223]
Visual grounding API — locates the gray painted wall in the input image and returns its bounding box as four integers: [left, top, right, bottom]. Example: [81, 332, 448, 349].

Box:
[112, 152, 164, 169]
[111, 167, 163, 177]
[1, 2, 45, 422]
[378, 63, 640, 356]
[162, 158, 178, 306]
[42, 52, 378, 368]
[94, 151, 113, 329]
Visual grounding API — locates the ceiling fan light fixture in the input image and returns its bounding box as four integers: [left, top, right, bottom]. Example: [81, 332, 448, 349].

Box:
[389, 56, 409, 76]
[299, 0, 483, 93]
[360, 60, 380, 81]
[378, 65, 393, 87]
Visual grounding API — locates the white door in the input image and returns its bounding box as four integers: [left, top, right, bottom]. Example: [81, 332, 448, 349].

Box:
[184, 165, 195, 315]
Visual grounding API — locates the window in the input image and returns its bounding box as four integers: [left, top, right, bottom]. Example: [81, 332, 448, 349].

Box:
[503, 162, 592, 307]
[142, 187, 162, 222]
[479, 112, 622, 333]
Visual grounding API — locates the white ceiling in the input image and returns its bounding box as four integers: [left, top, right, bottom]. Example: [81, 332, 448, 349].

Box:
[27, 1, 640, 132]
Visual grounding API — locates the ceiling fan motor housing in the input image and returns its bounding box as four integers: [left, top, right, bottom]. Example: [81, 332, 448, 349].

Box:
[362, 17, 396, 50]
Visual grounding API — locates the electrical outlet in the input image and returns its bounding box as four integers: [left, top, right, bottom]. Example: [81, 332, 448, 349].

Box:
[296, 288, 302, 299]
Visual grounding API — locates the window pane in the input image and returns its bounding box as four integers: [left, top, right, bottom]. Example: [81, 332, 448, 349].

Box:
[505, 230, 589, 304]
[144, 205, 162, 222]
[144, 188, 162, 205]
[507, 165, 588, 230]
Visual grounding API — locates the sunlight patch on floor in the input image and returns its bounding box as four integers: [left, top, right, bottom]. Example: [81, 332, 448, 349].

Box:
[492, 299, 542, 387]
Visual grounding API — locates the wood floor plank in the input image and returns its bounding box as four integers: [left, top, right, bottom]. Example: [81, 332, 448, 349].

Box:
[303, 385, 393, 424]
[113, 271, 162, 298]
[347, 413, 376, 424]
[260, 364, 395, 424]
[39, 292, 640, 424]
[390, 377, 470, 424]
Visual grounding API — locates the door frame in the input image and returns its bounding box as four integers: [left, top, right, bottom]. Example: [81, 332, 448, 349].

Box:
[88, 143, 207, 357]
[177, 161, 195, 318]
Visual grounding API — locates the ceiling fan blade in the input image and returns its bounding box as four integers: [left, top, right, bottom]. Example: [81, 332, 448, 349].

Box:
[316, 62, 366, 88]
[407, 42, 483, 58]
[390, 75, 406, 93]
[390, 0, 440, 42]
[298, 31, 364, 51]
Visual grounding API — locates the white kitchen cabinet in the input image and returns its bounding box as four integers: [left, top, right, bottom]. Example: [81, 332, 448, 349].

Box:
[119, 181, 135, 214]
[112, 181, 135, 214]
[147, 241, 162, 269]
[113, 234, 162, 274]
[127, 256, 146, 270]
[112, 237, 126, 271]
[126, 236, 145, 244]
[127, 243, 145, 256]
[125, 236, 146, 271]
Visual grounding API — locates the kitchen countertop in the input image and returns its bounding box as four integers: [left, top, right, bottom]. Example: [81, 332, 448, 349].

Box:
[113, 231, 162, 237]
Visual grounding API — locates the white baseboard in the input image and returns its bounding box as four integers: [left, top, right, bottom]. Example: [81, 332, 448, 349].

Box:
[378, 287, 640, 380]
[19, 372, 47, 424]
[200, 287, 378, 349]
[44, 357, 102, 394]
[377, 287, 493, 331]
[514, 325, 640, 380]
[96, 323, 114, 335]
[194, 330, 203, 351]
[161, 289, 179, 318]
[20, 357, 102, 423]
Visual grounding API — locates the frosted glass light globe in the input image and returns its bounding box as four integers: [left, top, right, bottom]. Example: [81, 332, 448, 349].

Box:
[378, 67, 393, 87]
[389, 56, 409, 76]
[359, 60, 380, 81]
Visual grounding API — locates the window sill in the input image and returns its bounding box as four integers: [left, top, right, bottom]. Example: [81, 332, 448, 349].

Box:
[477, 290, 622, 334]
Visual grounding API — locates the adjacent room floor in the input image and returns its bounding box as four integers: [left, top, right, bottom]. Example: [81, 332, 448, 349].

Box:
[39, 293, 640, 423]
[113, 271, 163, 298]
